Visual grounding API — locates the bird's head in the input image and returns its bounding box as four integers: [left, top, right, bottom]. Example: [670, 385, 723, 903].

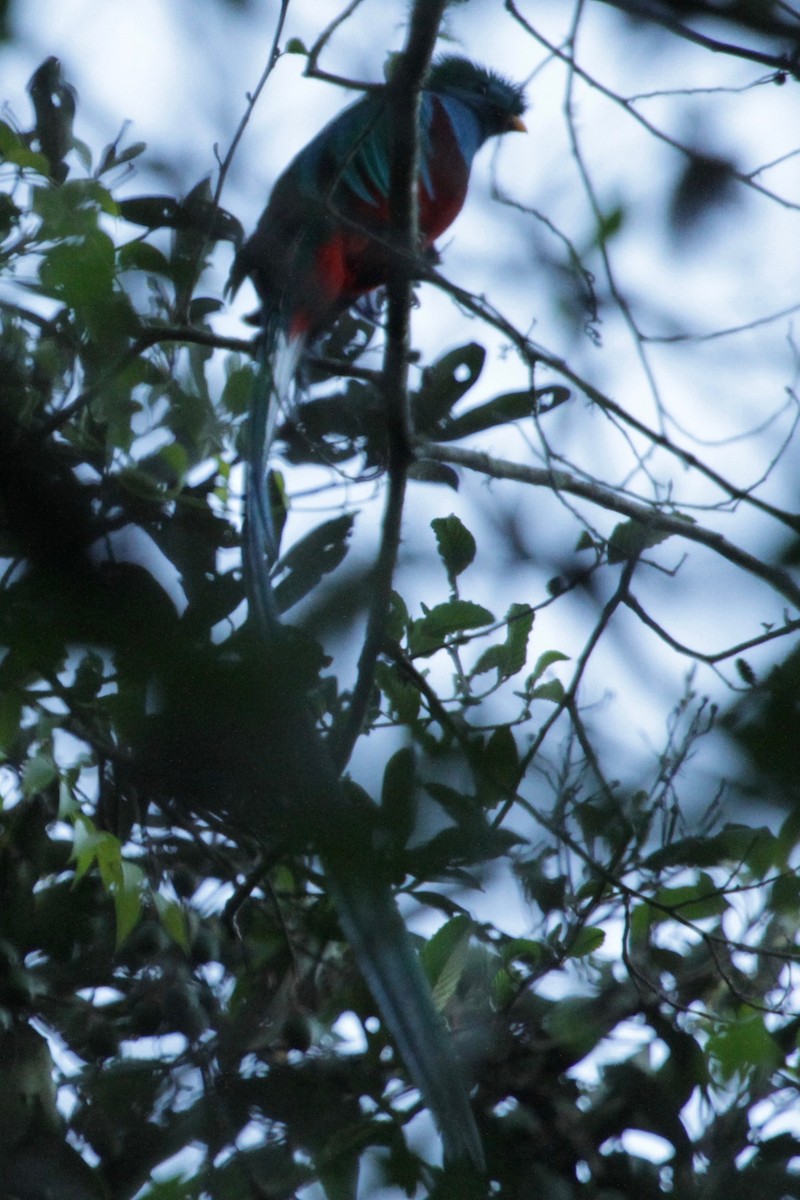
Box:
[426, 55, 527, 138]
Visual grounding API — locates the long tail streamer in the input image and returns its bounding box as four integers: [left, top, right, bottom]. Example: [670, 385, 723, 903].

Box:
[244, 319, 304, 632]
[243, 332, 485, 1171]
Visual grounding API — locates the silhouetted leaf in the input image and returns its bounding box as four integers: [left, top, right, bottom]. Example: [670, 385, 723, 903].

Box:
[607, 518, 675, 563]
[432, 513, 476, 582]
[409, 599, 494, 654]
[436, 387, 538, 440]
[273, 514, 355, 611]
[413, 342, 485, 434]
[408, 458, 460, 488]
[670, 150, 740, 236]
[473, 603, 534, 681]
[381, 747, 417, 850]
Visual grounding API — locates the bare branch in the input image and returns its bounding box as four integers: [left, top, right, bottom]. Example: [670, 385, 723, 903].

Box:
[213, 0, 291, 209]
[593, 0, 800, 78]
[331, 1, 450, 771]
[421, 439, 800, 608]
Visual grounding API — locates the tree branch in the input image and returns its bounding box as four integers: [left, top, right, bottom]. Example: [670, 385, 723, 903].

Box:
[593, 0, 800, 79]
[507, 1, 800, 211]
[422, 263, 800, 536]
[330, 1, 449, 772]
[213, 0, 290, 210]
[421, 439, 800, 609]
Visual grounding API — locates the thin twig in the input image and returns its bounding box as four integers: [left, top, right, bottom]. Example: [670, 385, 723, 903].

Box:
[625, 593, 800, 666]
[421, 439, 800, 609]
[594, 0, 800, 79]
[421, 264, 800, 536]
[212, 0, 291, 212]
[506, 0, 800, 211]
[305, 0, 378, 90]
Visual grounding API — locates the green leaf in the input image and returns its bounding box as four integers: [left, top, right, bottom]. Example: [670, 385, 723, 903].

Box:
[607, 518, 675, 563]
[117, 239, 172, 277]
[653, 873, 727, 921]
[70, 823, 147, 949]
[409, 600, 494, 655]
[770, 871, 800, 914]
[189, 297, 224, 323]
[44, 229, 116, 294]
[501, 604, 536, 677]
[420, 915, 473, 1012]
[492, 967, 517, 1007]
[473, 603, 535, 682]
[33, 178, 118, 235]
[707, 1013, 779, 1080]
[432, 513, 476, 583]
[544, 997, 605, 1058]
[502, 938, 543, 968]
[154, 893, 191, 952]
[777, 805, 800, 866]
[381, 747, 417, 849]
[21, 753, 57, 797]
[531, 678, 565, 703]
[0, 120, 50, 174]
[478, 724, 519, 804]
[58, 778, 78, 821]
[523, 649, 569, 701]
[524, 649, 569, 690]
[97, 136, 146, 176]
[470, 643, 506, 679]
[71, 814, 121, 885]
[424, 781, 480, 823]
[375, 662, 420, 724]
[386, 590, 410, 642]
[220, 363, 255, 416]
[72, 137, 93, 172]
[594, 204, 625, 247]
[411, 890, 473, 919]
[566, 925, 606, 958]
[114, 861, 146, 946]
[575, 530, 596, 552]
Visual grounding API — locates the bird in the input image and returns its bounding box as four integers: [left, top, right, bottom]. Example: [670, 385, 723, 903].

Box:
[230, 54, 527, 339]
[229, 54, 527, 603]
[229, 54, 527, 1172]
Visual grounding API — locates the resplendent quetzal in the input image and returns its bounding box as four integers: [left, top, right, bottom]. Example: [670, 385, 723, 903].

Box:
[230, 55, 526, 1171]
[230, 55, 527, 595]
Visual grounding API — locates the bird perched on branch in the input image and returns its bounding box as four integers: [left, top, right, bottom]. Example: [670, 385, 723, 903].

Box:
[229, 55, 526, 586]
[229, 54, 526, 1172]
[230, 55, 526, 337]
